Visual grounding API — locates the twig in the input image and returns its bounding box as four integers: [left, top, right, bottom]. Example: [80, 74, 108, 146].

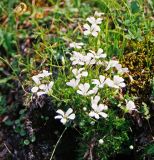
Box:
[4, 143, 14, 156]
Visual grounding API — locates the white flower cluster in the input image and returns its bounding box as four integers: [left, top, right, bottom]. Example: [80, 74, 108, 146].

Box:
[70, 48, 107, 66]
[31, 70, 54, 96]
[65, 44, 130, 121]
[54, 12, 136, 125]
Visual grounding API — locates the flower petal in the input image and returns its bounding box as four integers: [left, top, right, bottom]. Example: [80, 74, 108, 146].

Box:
[39, 84, 46, 90]
[83, 23, 90, 30]
[60, 118, 67, 124]
[89, 111, 96, 117]
[31, 86, 39, 93]
[66, 108, 73, 116]
[56, 109, 65, 116]
[68, 113, 75, 120]
[32, 76, 40, 84]
[54, 115, 63, 119]
[99, 112, 108, 118]
[37, 91, 46, 96]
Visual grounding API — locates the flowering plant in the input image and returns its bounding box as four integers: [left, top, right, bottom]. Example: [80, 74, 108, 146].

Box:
[30, 11, 138, 159]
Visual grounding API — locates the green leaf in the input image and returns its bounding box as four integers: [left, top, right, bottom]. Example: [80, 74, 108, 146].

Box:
[0, 77, 13, 85]
[24, 139, 30, 145]
[131, 1, 140, 13]
[4, 119, 14, 126]
[145, 144, 154, 155]
[19, 109, 27, 115]
[20, 129, 26, 136]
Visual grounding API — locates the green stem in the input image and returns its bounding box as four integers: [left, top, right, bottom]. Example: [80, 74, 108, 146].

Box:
[49, 127, 67, 160]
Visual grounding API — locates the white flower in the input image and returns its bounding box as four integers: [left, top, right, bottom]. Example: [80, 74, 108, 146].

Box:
[105, 60, 129, 74]
[54, 108, 75, 125]
[72, 68, 88, 79]
[86, 16, 102, 25]
[98, 139, 104, 145]
[112, 75, 126, 88]
[66, 78, 80, 88]
[38, 70, 52, 78]
[32, 70, 52, 85]
[85, 49, 106, 65]
[115, 64, 129, 74]
[89, 97, 108, 119]
[77, 83, 95, 96]
[126, 100, 137, 113]
[84, 54, 96, 65]
[92, 75, 106, 88]
[105, 76, 125, 89]
[69, 42, 84, 49]
[94, 11, 104, 17]
[83, 24, 100, 37]
[87, 48, 106, 59]
[105, 60, 119, 71]
[70, 51, 85, 65]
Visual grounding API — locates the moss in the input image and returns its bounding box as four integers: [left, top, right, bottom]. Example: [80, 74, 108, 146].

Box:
[122, 40, 154, 104]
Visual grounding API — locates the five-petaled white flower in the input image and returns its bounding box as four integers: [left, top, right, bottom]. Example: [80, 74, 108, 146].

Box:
[72, 68, 88, 79]
[92, 75, 106, 88]
[126, 100, 137, 113]
[38, 70, 52, 78]
[69, 42, 84, 49]
[70, 51, 85, 65]
[105, 60, 128, 74]
[77, 83, 95, 96]
[105, 76, 125, 89]
[55, 108, 75, 125]
[66, 78, 80, 88]
[83, 24, 100, 37]
[87, 48, 106, 59]
[112, 75, 126, 88]
[89, 95, 108, 119]
[86, 16, 102, 25]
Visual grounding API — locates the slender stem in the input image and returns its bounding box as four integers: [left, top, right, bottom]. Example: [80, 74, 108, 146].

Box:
[49, 127, 67, 160]
[0, 57, 28, 93]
